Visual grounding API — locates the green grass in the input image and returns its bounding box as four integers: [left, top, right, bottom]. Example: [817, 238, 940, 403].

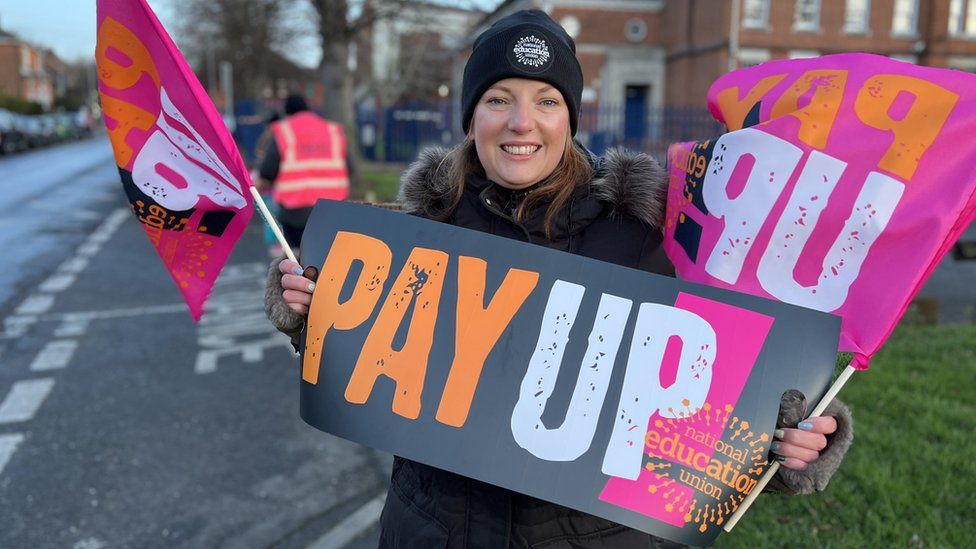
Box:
[355, 165, 403, 202]
[714, 324, 976, 548]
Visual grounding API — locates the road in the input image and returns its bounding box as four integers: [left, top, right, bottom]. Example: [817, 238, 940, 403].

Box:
[0, 137, 388, 548]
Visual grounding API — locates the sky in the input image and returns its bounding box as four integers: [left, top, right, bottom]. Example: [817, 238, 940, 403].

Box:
[0, 0, 501, 66]
[0, 0, 177, 63]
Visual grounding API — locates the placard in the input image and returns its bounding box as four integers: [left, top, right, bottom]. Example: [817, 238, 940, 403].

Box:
[298, 200, 840, 546]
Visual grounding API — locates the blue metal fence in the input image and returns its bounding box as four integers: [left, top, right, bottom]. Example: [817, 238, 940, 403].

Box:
[356, 101, 725, 164]
[234, 100, 726, 167]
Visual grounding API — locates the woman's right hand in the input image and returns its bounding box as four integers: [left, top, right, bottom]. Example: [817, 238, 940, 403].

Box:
[278, 259, 316, 315]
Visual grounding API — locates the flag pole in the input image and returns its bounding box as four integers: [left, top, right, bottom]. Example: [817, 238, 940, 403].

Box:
[248, 185, 299, 264]
[722, 363, 858, 532]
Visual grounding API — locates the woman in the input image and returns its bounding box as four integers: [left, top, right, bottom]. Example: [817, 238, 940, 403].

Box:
[265, 10, 853, 548]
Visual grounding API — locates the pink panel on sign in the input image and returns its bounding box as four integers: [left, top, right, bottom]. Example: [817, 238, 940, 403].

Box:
[599, 293, 773, 527]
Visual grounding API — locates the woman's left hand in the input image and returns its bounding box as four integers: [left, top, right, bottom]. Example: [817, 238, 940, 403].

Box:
[771, 416, 837, 470]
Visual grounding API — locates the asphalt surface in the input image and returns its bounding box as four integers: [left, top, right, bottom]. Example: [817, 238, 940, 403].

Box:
[0, 137, 388, 548]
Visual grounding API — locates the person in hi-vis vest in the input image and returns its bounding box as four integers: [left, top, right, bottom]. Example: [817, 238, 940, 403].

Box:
[258, 94, 351, 248]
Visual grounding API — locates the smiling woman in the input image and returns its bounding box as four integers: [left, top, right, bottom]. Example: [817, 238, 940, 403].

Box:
[264, 8, 855, 549]
[473, 79, 569, 190]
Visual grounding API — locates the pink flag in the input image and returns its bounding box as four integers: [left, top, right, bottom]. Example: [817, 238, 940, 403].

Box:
[664, 53, 976, 368]
[96, 0, 253, 320]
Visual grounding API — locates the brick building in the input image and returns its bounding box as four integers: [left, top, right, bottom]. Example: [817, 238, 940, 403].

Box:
[457, 0, 667, 142]
[462, 0, 976, 110]
[668, 0, 976, 106]
[0, 28, 65, 111]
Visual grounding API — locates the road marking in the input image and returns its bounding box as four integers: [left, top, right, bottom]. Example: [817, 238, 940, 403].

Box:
[40, 304, 188, 323]
[77, 243, 102, 257]
[73, 210, 102, 222]
[73, 538, 107, 549]
[194, 262, 291, 374]
[306, 493, 386, 549]
[195, 336, 292, 374]
[55, 318, 90, 338]
[30, 340, 78, 371]
[60, 257, 90, 275]
[39, 273, 77, 293]
[0, 434, 25, 475]
[1, 316, 37, 339]
[0, 378, 55, 424]
[15, 295, 54, 315]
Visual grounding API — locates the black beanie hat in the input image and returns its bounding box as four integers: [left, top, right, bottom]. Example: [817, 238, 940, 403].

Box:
[461, 10, 583, 135]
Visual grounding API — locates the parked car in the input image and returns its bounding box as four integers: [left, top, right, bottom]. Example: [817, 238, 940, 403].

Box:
[17, 115, 50, 148]
[0, 109, 28, 154]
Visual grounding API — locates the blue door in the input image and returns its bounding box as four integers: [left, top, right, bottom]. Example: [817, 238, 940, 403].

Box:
[624, 85, 649, 143]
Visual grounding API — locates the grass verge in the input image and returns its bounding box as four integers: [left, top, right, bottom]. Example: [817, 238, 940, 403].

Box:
[715, 324, 975, 548]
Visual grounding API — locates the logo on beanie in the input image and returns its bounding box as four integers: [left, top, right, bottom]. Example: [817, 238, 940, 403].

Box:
[510, 34, 551, 71]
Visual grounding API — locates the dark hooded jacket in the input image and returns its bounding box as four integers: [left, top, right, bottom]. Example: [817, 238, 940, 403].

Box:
[264, 146, 854, 549]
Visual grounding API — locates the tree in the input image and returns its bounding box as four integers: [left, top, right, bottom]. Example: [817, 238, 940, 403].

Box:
[307, 0, 397, 180]
[176, 0, 309, 100]
[308, 0, 488, 178]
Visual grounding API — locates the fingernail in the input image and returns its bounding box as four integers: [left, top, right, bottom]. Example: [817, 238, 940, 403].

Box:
[307, 282, 316, 292]
[774, 429, 785, 439]
[798, 421, 814, 431]
[775, 454, 788, 462]
[770, 442, 781, 452]
[292, 266, 304, 275]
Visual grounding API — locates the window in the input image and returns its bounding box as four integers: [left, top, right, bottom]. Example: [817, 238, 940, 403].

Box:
[844, 0, 871, 33]
[625, 18, 648, 42]
[788, 49, 820, 59]
[738, 48, 771, 67]
[889, 54, 918, 64]
[794, 0, 821, 32]
[892, 0, 918, 35]
[742, 0, 770, 29]
[949, 0, 976, 36]
[947, 55, 976, 72]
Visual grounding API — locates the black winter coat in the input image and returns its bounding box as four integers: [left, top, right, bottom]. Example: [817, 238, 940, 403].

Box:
[382, 147, 687, 548]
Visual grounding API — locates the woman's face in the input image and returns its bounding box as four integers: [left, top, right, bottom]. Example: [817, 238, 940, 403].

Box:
[471, 78, 570, 190]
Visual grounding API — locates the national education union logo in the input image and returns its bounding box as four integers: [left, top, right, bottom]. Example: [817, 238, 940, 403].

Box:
[511, 34, 551, 70]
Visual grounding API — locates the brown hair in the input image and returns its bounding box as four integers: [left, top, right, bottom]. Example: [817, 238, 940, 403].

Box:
[435, 131, 593, 239]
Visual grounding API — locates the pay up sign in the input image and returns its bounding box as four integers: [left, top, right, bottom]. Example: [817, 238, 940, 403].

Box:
[297, 201, 839, 546]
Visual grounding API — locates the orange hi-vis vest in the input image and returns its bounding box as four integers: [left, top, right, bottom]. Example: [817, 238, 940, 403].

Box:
[270, 112, 350, 208]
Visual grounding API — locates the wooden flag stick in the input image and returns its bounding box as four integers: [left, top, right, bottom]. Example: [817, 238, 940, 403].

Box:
[248, 186, 299, 264]
[722, 363, 858, 532]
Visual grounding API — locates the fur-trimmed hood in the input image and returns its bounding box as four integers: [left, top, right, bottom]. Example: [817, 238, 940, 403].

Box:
[397, 146, 669, 230]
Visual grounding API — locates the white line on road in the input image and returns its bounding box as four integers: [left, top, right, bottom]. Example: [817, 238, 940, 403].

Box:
[306, 493, 387, 549]
[30, 340, 78, 371]
[39, 273, 77, 293]
[77, 243, 101, 257]
[1, 316, 37, 339]
[55, 318, 90, 338]
[15, 295, 54, 315]
[59, 257, 90, 275]
[0, 434, 25, 475]
[40, 304, 189, 323]
[0, 378, 55, 424]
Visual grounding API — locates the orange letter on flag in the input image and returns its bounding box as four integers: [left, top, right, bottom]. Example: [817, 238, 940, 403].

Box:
[771, 70, 848, 150]
[714, 74, 788, 131]
[96, 16, 160, 91]
[854, 74, 958, 181]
